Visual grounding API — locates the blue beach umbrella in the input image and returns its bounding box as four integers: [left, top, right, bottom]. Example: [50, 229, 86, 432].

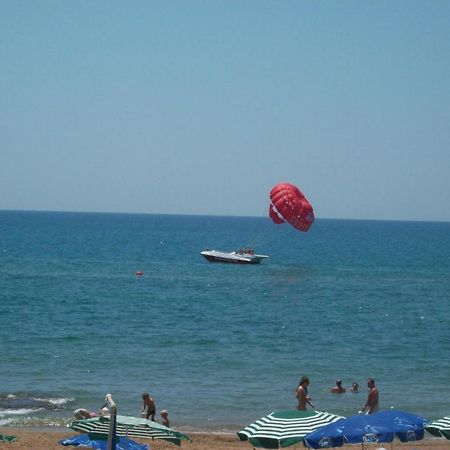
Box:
[303, 409, 429, 449]
[59, 433, 148, 450]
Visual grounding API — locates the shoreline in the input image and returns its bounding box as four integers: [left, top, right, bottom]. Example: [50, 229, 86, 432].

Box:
[2, 427, 450, 450]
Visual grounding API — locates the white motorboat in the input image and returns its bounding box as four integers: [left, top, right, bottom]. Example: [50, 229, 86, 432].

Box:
[200, 248, 269, 264]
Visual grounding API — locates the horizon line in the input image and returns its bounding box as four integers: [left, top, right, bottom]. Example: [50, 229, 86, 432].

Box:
[1, 208, 448, 225]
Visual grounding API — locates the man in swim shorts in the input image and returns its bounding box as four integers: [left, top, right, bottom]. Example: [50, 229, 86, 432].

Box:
[141, 392, 156, 421]
[362, 378, 379, 414]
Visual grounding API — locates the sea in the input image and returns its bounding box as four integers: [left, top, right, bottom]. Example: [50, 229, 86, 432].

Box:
[0, 210, 449, 433]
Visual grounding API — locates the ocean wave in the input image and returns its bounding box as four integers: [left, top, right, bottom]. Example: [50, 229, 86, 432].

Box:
[0, 418, 15, 426]
[34, 396, 73, 407]
[0, 407, 42, 417]
[0, 415, 70, 428]
[0, 393, 72, 412]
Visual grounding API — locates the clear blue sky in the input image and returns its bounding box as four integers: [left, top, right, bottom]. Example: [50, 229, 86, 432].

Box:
[1, 0, 449, 221]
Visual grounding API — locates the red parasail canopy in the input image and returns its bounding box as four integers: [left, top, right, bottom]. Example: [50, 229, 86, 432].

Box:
[269, 182, 314, 232]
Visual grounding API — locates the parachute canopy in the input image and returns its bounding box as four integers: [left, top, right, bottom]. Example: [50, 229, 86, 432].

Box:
[269, 182, 314, 232]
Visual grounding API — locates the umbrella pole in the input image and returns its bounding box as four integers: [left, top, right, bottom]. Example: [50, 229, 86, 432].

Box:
[106, 394, 117, 450]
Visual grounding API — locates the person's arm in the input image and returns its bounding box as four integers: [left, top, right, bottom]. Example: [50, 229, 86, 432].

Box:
[303, 389, 314, 408]
[295, 386, 303, 408]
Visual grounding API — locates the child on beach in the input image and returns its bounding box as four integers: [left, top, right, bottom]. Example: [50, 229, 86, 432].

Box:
[141, 392, 156, 421]
[161, 409, 170, 427]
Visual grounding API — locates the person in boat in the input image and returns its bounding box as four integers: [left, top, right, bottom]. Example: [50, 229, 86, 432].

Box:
[295, 376, 314, 410]
[141, 392, 156, 421]
[362, 378, 379, 414]
[330, 379, 346, 393]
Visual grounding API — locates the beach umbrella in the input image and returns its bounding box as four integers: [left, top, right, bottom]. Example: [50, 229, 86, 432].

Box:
[426, 416, 450, 439]
[59, 433, 148, 450]
[303, 409, 429, 449]
[0, 433, 16, 443]
[70, 414, 190, 446]
[237, 410, 344, 449]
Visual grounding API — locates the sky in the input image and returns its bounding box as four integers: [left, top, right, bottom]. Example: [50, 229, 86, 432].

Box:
[1, 0, 449, 221]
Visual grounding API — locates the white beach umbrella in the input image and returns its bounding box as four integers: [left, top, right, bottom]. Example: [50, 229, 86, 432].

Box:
[70, 414, 190, 445]
[426, 416, 450, 439]
[238, 410, 344, 449]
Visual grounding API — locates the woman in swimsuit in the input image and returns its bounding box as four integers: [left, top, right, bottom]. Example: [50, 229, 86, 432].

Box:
[295, 376, 315, 410]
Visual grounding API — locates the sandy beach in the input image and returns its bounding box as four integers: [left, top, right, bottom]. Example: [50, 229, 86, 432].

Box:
[1, 429, 449, 450]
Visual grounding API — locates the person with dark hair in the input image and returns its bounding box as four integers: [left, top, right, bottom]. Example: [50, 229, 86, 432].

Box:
[362, 378, 379, 414]
[141, 392, 156, 421]
[295, 376, 315, 410]
[330, 379, 346, 393]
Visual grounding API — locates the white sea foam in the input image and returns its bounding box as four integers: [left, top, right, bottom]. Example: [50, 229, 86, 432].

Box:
[34, 396, 73, 407]
[0, 407, 42, 417]
[0, 418, 14, 426]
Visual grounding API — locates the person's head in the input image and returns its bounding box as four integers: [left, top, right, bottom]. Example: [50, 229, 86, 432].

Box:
[142, 392, 150, 399]
[336, 379, 342, 387]
[352, 381, 358, 388]
[367, 378, 375, 388]
[161, 409, 168, 418]
[300, 376, 310, 386]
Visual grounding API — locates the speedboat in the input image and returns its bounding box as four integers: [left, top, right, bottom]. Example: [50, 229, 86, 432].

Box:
[200, 248, 269, 264]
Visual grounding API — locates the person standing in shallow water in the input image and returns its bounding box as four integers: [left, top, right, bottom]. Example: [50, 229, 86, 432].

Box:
[362, 378, 379, 414]
[141, 392, 156, 421]
[295, 376, 315, 410]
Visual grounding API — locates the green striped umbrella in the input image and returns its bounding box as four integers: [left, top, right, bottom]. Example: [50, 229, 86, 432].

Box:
[70, 414, 190, 446]
[0, 433, 16, 443]
[426, 416, 450, 439]
[238, 410, 344, 449]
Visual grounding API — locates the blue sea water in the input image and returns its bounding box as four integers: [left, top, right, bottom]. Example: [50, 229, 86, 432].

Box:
[0, 210, 449, 432]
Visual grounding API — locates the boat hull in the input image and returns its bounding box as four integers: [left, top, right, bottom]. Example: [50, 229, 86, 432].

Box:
[201, 250, 268, 264]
